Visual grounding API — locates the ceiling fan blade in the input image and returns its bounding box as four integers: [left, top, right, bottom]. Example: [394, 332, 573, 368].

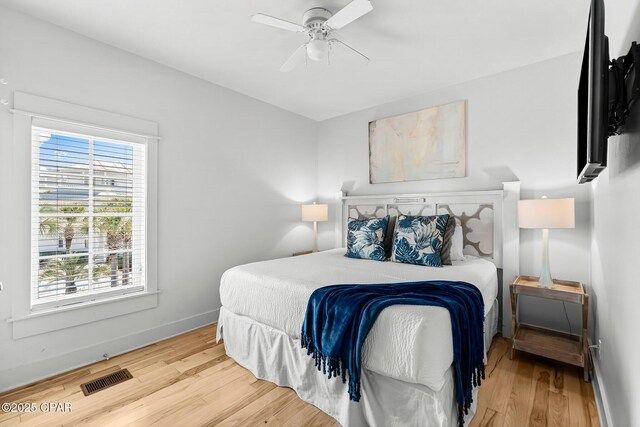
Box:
[328, 39, 369, 62]
[252, 14, 305, 32]
[280, 44, 308, 72]
[324, 0, 373, 30]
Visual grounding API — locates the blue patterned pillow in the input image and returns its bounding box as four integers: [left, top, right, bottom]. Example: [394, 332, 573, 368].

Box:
[391, 214, 449, 267]
[346, 216, 389, 261]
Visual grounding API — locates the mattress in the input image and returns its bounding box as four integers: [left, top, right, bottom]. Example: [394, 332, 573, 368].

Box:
[219, 248, 498, 391]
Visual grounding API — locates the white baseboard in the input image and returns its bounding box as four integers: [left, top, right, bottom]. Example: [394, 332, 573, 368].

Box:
[590, 348, 612, 427]
[0, 308, 219, 393]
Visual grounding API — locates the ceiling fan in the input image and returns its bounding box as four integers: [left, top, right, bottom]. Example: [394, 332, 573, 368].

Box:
[251, 0, 373, 72]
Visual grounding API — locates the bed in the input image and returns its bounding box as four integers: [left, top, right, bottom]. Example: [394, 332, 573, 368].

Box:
[217, 185, 521, 426]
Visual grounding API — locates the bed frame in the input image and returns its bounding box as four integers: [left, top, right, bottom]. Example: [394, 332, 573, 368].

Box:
[335, 182, 521, 338]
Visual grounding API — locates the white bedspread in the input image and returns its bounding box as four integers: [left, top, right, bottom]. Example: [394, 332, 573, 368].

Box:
[219, 248, 497, 391]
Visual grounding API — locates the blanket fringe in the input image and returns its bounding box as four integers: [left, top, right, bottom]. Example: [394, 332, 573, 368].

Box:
[456, 364, 485, 427]
[301, 333, 360, 401]
[303, 332, 485, 426]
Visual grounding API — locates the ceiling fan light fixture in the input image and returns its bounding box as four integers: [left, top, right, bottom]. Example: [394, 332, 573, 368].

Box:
[307, 38, 328, 61]
[252, 0, 373, 71]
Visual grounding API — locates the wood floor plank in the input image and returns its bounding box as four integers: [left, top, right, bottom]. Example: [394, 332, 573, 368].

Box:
[215, 386, 294, 426]
[121, 347, 178, 374]
[529, 366, 551, 427]
[502, 355, 535, 427]
[551, 365, 565, 395]
[116, 378, 221, 427]
[87, 344, 168, 374]
[471, 408, 503, 427]
[475, 337, 510, 414]
[263, 396, 315, 425]
[172, 345, 227, 373]
[200, 380, 278, 426]
[0, 411, 21, 426]
[0, 326, 599, 427]
[566, 366, 592, 427]
[548, 390, 570, 427]
[485, 343, 520, 415]
[580, 374, 600, 427]
[280, 403, 322, 427]
[90, 375, 207, 427]
[304, 408, 341, 427]
[1, 370, 87, 402]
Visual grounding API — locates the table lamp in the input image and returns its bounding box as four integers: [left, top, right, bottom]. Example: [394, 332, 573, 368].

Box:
[517, 197, 575, 286]
[301, 203, 328, 252]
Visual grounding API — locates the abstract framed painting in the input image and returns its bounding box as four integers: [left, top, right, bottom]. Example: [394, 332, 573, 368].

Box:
[368, 100, 467, 183]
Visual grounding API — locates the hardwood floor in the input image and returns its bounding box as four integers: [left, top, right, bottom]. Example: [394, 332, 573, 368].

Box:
[0, 324, 598, 427]
[469, 338, 599, 427]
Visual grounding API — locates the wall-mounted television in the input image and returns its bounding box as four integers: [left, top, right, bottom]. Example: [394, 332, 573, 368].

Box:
[577, 0, 609, 184]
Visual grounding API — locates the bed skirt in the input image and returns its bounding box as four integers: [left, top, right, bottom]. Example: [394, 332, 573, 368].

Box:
[216, 301, 498, 427]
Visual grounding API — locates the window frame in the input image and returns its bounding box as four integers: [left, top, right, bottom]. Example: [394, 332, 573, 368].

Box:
[7, 92, 159, 339]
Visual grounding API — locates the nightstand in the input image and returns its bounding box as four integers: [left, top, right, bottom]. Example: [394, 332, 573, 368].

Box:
[510, 275, 590, 381]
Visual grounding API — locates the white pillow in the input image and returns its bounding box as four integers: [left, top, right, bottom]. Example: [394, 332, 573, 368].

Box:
[450, 223, 465, 261]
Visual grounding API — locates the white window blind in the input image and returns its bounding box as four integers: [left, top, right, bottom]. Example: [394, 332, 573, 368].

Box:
[31, 126, 147, 309]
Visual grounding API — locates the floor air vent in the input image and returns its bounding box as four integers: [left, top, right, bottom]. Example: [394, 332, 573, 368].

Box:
[80, 368, 133, 396]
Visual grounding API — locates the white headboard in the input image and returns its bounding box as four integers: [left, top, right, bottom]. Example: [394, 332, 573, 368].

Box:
[335, 181, 521, 337]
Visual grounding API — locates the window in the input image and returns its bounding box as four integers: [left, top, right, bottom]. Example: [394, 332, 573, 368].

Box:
[31, 127, 147, 309]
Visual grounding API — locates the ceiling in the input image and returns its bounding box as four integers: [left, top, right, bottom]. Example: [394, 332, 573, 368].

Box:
[0, 0, 590, 121]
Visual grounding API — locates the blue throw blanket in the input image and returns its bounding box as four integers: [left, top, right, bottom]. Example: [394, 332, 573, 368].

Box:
[301, 280, 485, 427]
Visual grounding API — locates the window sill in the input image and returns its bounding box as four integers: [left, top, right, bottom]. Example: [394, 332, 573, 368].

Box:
[29, 286, 147, 313]
[8, 290, 160, 339]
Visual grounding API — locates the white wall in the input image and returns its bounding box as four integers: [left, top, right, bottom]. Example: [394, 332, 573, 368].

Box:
[317, 53, 592, 332]
[0, 7, 317, 390]
[589, 0, 640, 425]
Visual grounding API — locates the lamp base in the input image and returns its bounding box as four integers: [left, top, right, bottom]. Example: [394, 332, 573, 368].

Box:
[538, 228, 554, 287]
[538, 270, 554, 287]
[311, 221, 318, 253]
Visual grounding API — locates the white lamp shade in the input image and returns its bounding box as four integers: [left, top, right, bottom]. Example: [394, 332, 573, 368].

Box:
[301, 204, 328, 222]
[518, 198, 575, 229]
